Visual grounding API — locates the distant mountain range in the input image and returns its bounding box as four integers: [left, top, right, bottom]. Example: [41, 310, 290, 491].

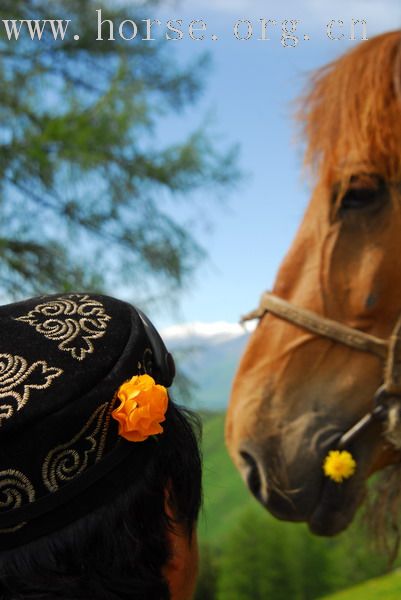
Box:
[162, 322, 254, 410]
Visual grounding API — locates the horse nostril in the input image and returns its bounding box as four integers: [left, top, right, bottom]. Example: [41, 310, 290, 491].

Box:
[240, 450, 262, 500]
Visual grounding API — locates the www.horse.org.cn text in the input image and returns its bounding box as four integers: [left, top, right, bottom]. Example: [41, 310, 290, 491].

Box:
[0, 13, 369, 47]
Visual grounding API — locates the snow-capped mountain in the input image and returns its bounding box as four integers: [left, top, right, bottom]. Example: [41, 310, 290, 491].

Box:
[161, 321, 255, 410]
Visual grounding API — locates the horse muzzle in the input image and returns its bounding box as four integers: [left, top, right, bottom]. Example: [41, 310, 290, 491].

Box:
[235, 411, 376, 533]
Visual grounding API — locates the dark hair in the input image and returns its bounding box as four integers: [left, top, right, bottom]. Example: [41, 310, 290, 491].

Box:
[0, 402, 202, 600]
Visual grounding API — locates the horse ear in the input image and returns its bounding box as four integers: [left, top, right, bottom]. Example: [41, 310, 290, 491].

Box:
[163, 491, 199, 600]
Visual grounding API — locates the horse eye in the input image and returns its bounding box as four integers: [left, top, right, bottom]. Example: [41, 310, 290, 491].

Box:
[341, 188, 379, 210]
[337, 176, 387, 216]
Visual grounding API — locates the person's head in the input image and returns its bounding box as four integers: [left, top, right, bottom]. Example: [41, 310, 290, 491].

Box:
[0, 293, 202, 599]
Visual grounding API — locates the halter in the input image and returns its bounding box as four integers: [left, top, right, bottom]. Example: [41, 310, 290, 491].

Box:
[241, 292, 401, 450]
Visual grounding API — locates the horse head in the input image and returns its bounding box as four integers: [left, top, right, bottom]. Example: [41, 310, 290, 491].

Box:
[226, 30, 401, 536]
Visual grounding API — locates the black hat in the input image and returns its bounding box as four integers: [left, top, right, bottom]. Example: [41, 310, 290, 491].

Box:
[0, 293, 175, 550]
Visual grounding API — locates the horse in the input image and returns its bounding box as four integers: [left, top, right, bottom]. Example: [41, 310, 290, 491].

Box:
[226, 30, 401, 539]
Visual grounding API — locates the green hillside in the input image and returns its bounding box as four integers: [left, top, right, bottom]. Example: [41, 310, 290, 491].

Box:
[199, 411, 258, 544]
[321, 570, 401, 599]
[198, 412, 398, 599]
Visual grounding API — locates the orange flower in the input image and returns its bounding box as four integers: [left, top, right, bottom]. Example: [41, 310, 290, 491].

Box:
[111, 374, 168, 442]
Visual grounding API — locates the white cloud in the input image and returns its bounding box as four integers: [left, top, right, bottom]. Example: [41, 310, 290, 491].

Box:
[178, 0, 401, 35]
[304, 0, 401, 33]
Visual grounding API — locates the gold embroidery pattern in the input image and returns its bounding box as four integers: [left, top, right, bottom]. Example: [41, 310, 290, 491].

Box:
[42, 401, 114, 492]
[0, 354, 63, 425]
[15, 294, 111, 361]
[0, 470, 35, 533]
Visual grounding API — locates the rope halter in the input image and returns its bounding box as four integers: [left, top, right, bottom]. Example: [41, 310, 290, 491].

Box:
[241, 292, 401, 450]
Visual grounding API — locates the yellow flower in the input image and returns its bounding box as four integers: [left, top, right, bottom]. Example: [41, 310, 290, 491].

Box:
[111, 374, 168, 442]
[323, 450, 357, 483]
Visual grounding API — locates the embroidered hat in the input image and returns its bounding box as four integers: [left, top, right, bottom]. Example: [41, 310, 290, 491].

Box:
[0, 293, 175, 550]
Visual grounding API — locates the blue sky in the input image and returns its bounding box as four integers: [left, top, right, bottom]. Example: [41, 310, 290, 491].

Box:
[148, 0, 401, 329]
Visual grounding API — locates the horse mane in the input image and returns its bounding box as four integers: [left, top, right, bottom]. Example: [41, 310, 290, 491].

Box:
[298, 30, 401, 186]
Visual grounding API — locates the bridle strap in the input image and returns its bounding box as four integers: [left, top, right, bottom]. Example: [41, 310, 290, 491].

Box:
[241, 292, 389, 360]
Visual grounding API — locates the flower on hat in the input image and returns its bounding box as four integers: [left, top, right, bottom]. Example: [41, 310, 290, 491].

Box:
[111, 374, 168, 442]
[323, 450, 357, 483]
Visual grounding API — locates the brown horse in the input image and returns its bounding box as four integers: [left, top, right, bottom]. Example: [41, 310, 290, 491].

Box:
[226, 30, 401, 537]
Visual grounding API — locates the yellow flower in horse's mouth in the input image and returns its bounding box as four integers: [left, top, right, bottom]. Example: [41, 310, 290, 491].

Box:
[323, 450, 356, 483]
[111, 374, 168, 442]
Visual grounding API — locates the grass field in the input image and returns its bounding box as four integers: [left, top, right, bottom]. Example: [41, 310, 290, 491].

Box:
[321, 570, 401, 599]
